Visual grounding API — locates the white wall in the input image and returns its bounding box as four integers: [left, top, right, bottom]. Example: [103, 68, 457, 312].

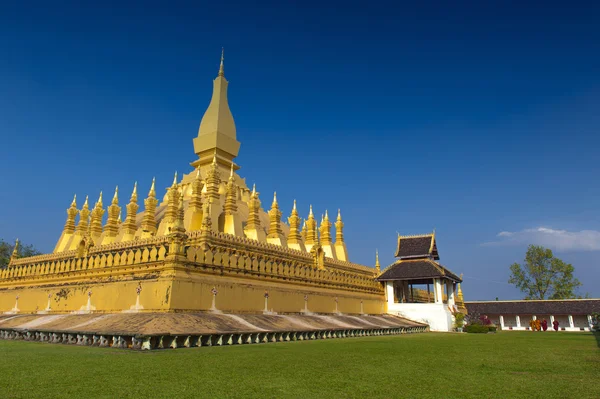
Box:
[388, 302, 453, 332]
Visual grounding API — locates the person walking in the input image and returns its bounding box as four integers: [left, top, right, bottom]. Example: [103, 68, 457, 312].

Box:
[553, 319, 559, 331]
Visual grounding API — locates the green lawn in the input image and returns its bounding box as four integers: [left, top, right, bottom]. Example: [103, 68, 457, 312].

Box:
[0, 332, 598, 398]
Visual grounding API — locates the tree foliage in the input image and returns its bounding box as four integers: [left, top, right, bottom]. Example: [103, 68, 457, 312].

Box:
[509, 245, 582, 300]
[0, 239, 42, 269]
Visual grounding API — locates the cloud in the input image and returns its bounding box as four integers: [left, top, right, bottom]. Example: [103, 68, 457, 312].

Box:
[483, 227, 600, 251]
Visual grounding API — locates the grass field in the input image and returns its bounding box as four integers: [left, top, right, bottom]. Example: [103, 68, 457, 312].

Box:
[0, 332, 598, 398]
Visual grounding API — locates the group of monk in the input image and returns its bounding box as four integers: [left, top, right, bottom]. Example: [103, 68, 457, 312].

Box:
[529, 318, 560, 331]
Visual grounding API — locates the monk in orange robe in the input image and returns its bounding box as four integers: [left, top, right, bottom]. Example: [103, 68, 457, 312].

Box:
[535, 319, 541, 331]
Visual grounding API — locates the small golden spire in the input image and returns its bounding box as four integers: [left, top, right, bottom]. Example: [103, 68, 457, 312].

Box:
[112, 186, 119, 205]
[218, 47, 225, 77]
[83, 195, 89, 208]
[272, 191, 278, 206]
[293, 199, 297, 211]
[230, 162, 234, 179]
[337, 209, 342, 221]
[321, 214, 324, 223]
[96, 191, 103, 207]
[172, 172, 178, 187]
[252, 183, 256, 197]
[118, 210, 122, 223]
[375, 249, 381, 273]
[309, 205, 314, 217]
[196, 168, 201, 179]
[212, 151, 217, 166]
[130, 181, 138, 202]
[71, 194, 77, 207]
[324, 210, 329, 221]
[149, 177, 156, 196]
[11, 238, 19, 259]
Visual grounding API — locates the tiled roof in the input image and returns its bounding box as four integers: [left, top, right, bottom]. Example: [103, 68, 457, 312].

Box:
[465, 299, 600, 316]
[376, 259, 462, 282]
[395, 234, 439, 260]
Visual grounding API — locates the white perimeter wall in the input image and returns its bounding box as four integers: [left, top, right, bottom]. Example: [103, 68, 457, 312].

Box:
[387, 303, 453, 332]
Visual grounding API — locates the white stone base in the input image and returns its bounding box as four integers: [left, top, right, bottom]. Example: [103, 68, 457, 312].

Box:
[387, 303, 453, 332]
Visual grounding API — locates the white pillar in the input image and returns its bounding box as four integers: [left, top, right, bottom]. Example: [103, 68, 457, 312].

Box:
[499, 315, 505, 330]
[434, 279, 443, 304]
[568, 315, 574, 329]
[385, 281, 394, 305]
[550, 315, 555, 324]
[516, 315, 521, 328]
[587, 315, 593, 330]
[447, 282, 455, 307]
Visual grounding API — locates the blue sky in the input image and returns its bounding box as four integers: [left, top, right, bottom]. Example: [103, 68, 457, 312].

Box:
[1, 1, 599, 300]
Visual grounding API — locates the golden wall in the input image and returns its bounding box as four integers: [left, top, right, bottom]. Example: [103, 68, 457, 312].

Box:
[0, 233, 386, 314]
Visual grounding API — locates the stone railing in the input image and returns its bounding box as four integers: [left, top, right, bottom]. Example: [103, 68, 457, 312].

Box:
[185, 244, 382, 294]
[0, 240, 170, 282]
[188, 230, 376, 276]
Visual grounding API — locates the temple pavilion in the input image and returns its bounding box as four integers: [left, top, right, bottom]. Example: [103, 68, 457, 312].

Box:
[377, 232, 464, 331]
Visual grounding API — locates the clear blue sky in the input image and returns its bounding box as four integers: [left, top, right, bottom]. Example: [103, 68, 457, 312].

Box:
[1, 1, 599, 300]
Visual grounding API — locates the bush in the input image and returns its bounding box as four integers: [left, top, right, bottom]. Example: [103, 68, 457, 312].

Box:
[464, 324, 496, 334]
[454, 313, 465, 330]
[464, 324, 489, 334]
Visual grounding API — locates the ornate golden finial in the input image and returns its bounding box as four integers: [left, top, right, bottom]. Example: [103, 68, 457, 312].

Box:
[141, 177, 158, 235]
[10, 238, 19, 263]
[118, 210, 122, 223]
[335, 208, 345, 244]
[252, 183, 256, 197]
[130, 181, 138, 202]
[189, 168, 204, 212]
[305, 205, 317, 245]
[223, 164, 238, 216]
[212, 151, 217, 165]
[112, 186, 119, 205]
[288, 200, 302, 246]
[149, 177, 156, 197]
[76, 196, 91, 234]
[63, 195, 79, 234]
[105, 186, 122, 237]
[90, 191, 105, 238]
[267, 191, 283, 240]
[165, 175, 182, 223]
[375, 249, 381, 273]
[218, 48, 225, 77]
[320, 210, 332, 244]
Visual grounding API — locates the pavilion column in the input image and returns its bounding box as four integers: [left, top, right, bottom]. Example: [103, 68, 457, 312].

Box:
[385, 281, 394, 305]
[568, 315, 574, 329]
[516, 315, 521, 328]
[447, 282, 456, 308]
[587, 315, 593, 330]
[499, 315, 505, 330]
[550, 315, 554, 325]
[433, 279, 443, 304]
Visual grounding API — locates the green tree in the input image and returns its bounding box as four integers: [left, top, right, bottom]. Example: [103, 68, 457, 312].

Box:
[509, 245, 582, 300]
[0, 239, 42, 269]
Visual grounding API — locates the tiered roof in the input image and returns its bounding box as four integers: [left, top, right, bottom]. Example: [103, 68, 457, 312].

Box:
[377, 232, 461, 283]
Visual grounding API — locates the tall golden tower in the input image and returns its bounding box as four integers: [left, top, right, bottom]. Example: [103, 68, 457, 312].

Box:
[192, 49, 240, 170]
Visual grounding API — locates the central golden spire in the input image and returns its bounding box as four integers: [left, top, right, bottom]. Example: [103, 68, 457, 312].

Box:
[192, 49, 240, 170]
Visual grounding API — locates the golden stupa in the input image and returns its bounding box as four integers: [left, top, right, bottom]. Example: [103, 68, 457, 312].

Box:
[0, 52, 387, 315]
